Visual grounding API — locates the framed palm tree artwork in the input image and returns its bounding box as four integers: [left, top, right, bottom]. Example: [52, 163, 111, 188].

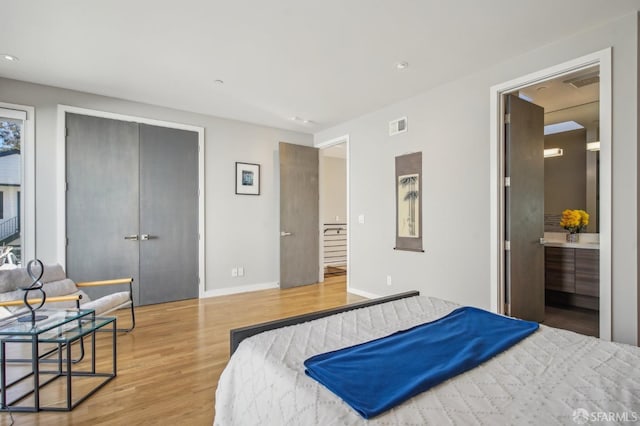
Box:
[395, 152, 424, 252]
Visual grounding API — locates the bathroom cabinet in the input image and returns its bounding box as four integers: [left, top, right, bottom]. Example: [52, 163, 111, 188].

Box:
[544, 246, 599, 309]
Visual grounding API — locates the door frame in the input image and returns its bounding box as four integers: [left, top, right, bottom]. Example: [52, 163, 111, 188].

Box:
[315, 134, 350, 287]
[56, 105, 206, 297]
[489, 48, 612, 340]
[0, 102, 35, 262]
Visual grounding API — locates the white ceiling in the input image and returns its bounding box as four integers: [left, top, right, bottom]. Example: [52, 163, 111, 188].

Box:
[1, 1, 639, 134]
[519, 66, 600, 128]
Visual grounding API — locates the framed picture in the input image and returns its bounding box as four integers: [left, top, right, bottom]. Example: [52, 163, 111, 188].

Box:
[395, 152, 424, 252]
[235, 162, 260, 195]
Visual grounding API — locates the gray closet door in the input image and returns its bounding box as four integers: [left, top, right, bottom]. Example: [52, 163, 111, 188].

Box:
[66, 113, 141, 302]
[138, 124, 199, 304]
[66, 114, 199, 306]
[279, 142, 319, 288]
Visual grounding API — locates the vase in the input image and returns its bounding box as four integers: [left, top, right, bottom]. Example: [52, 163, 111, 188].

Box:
[566, 233, 579, 243]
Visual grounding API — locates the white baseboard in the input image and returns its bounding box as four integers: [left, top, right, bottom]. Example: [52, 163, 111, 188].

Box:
[347, 287, 381, 299]
[202, 281, 279, 298]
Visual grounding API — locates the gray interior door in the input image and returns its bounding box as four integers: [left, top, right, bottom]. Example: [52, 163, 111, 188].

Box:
[139, 124, 199, 304]
[279, 142, 319, 289]
[66, 113, 141, 302]
[505, 94, 545, 322]
[66, 114, 199, 306]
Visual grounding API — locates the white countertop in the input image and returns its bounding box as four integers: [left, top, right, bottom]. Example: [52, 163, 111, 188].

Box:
[543, 241, 599, 250]
[542, 232, 600, 250]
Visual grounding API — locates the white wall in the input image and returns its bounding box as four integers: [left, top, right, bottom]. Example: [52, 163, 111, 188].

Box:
[321, 156, 347, 223]
[0, 77, 313, 293]
[315, 13, 639, 345]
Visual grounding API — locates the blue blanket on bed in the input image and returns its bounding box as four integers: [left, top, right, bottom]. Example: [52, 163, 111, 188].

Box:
[304, 306, 538, 419]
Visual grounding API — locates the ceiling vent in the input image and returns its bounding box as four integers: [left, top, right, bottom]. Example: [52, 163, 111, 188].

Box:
[563, 72, 600, 89]
[389, 117, 407, 136]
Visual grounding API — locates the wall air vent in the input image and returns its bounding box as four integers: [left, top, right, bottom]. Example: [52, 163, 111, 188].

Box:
[389, 117, 407, 136]
[563, 72, 599, 89]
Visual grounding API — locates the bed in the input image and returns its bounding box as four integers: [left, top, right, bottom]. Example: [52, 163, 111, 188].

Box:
[215, 292, 640, 425]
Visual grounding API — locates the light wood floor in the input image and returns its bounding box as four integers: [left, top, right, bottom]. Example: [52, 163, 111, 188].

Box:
[2, 276, 361, 426]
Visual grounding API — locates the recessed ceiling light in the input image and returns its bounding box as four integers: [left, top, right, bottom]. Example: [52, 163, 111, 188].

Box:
[2, 54, 18, 62]
[289, 116, 314, 124]
[396, 61, 409, 70]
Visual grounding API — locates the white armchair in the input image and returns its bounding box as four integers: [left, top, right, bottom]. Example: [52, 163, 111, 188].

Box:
[0, 264, 135, 332]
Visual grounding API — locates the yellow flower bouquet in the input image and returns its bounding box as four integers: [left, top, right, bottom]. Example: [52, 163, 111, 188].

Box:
[559, 209, 589, 234]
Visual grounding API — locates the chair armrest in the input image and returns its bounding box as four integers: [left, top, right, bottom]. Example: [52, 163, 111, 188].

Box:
[76, 278, 133, 287]
[0, 294, 83, 307]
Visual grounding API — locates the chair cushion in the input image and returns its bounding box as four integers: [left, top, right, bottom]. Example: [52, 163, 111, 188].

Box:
[0, 264, 67, 292]
[0, 289, 25, 310]
[42, 278, 80, 298]
[82, 291, 131, 316]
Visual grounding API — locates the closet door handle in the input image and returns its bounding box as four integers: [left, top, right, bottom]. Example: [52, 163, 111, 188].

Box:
[140, 234, 157, 240]
[124, 235, 139, 241]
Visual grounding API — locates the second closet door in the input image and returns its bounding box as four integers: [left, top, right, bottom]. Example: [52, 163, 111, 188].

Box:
[139, 124, 198, 305]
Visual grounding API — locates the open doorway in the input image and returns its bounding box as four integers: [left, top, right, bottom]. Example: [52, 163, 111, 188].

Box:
[318, 136, 349, 284]
[503, 66, 600, 336]
[490, 49, 612, 340]
[518, 69, 600, 337]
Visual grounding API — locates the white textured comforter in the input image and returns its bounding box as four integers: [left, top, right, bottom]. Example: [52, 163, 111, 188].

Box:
[215, 296, 640, 425]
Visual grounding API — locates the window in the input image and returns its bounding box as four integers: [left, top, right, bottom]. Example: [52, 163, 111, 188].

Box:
[0, 105, 30, 265]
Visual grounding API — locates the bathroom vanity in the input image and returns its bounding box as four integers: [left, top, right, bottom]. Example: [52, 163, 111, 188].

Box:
[543, 233, 599, 310]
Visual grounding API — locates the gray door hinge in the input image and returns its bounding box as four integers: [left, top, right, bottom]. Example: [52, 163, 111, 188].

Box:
[504, 177, 510, 187]
[504, 113, 511, 124]
[504, 240, 511, 251]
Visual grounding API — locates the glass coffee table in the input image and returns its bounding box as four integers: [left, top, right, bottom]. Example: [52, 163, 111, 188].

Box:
[0, 308, 117, 412]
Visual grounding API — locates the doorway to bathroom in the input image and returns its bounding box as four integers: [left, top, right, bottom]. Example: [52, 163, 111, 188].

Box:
[490, 49, 611, 340]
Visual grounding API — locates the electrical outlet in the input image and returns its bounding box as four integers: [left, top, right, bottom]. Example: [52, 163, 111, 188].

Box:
[238, 267, 244, 277]
[232, 268, 238, 277]
[386, 275, 392, 286]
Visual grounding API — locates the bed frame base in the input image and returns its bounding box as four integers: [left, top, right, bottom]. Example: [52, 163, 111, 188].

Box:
[230, 290, 419, 355]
